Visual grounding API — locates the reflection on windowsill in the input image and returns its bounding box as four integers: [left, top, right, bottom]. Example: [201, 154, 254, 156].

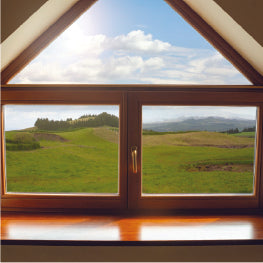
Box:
[6, 224, 120, 241]
[140, 224, 253, 240]
[2, 215, 259, 242]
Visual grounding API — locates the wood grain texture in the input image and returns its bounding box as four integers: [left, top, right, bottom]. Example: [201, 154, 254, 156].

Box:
[1, 213, 263, 245]
[165, 0, 263, 85]
[259, 105, 263, 209]
[1, 108, 7, 195]
[127, 92, 141, 209]
[2, 85, 263, 104]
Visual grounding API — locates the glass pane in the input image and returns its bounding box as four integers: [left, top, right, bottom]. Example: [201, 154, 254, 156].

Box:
[4, 105, 119, 193]
[142, 106, 257, 194]
[9, 0, 250, 85]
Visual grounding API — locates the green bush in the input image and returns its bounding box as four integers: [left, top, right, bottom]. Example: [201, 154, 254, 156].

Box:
[6, 142, 40, 151]
[6, 132, 41, 151]
[14, 132, 37, 143]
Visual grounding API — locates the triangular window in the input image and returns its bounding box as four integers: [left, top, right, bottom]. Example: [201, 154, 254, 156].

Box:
[9, 0, 251, 84]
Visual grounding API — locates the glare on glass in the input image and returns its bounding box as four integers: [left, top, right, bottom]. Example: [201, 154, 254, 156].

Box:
[4, 105, 119, 194]
[142, 106, 257, 194]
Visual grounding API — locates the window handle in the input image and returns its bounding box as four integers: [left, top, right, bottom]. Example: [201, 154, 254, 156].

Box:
[131, 146, 138, 174]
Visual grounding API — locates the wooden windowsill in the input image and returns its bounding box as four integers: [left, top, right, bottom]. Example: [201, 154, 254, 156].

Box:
[1, 213, 263, 246]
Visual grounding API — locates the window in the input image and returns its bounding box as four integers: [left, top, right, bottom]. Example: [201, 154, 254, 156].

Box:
[2, 87, 263, 210]
[1, 89, 128, 210]
[142, 106, 257, 195]
[1, 0, 263, 211]
[127, 90, 263, 209]
[8, 0, 250, 85]
[4, 105, 120, 194]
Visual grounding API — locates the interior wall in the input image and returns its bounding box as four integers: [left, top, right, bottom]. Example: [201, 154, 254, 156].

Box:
[214, 0, 263, 46]
[1, 0, 48, 43]
[1, 0, 263, 47]
[1, 0, 79, 71]
[2, 245, 263, 262]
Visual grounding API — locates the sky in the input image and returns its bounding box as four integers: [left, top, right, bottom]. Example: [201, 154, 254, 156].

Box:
[4, 105, 257, 131]
[4, 105, 119, 131]
[10, 0, 250, 85]
[6, 0, 254, 130]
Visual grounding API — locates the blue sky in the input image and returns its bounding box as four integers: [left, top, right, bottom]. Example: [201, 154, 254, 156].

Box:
[78, 0, 212, 48]
[10, 0, 250, 85]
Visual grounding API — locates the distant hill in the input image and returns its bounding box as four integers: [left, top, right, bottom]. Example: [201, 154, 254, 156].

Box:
[34, 112, 119, 131]
[143, 117, 255, 132]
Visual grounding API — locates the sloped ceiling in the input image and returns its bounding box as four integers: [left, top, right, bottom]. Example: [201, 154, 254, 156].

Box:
[184, 0, 263, 76]
[2, 0, 263, 46]
[1, 0, 49, 42]
[1, 0, 263, 80]
[214, 0, 263, 46]
[1, 0, 79, 72]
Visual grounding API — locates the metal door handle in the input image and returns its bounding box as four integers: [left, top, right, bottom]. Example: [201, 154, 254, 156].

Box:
[131, 146, 138, 174]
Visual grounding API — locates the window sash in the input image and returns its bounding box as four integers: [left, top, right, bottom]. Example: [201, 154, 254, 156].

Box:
[127, 87, 263, 209]
[1, 85, 263, 211]
[1, 87, 128, 210]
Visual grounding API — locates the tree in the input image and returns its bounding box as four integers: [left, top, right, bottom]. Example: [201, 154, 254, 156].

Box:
[34, 113, 119, 131]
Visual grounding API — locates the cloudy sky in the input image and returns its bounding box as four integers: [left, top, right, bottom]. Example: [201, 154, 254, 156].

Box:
[6, 0, 254, 131]
[10, 0, 250, 85]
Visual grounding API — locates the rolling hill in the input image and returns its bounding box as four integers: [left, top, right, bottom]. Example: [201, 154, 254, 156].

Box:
[143, 117, 255, 132]
[5, 125, 255, 194]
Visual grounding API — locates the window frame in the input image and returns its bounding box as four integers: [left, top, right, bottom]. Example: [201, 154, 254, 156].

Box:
[1, 84, 263, 212]
[127, 86, 263, 210]
[1, 85, 128, 211]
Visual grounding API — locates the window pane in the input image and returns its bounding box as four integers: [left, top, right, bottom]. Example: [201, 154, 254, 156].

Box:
[142, 106, 257, 194]
[9, 0, 250, 85]
[4, 105, 119, 194]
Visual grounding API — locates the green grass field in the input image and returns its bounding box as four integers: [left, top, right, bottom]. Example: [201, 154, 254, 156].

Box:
[5, 127, 255, 194]
[231, 131, 255, 138]
[5, 127, 118, 193]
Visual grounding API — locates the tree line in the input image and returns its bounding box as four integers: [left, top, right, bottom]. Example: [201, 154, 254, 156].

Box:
[223, 126, 255, 134]
[34, 112, 119, 131]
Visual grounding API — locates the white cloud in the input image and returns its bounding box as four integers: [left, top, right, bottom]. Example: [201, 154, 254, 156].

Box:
[106, 30, 171, 53]
[144, 57, 165, 70]
[10, 30, 250, 85]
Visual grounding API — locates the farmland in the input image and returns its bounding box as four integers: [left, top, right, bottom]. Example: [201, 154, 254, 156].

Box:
[5, 125, 255, 194]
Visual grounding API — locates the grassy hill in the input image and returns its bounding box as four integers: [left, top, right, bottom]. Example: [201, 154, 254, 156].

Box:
[143, 131, 253, 148]
[5, 127, 119, 193]
[5, 127, 255, 194]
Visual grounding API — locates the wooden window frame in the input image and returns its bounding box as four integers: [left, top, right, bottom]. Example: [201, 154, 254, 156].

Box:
[1, 85, 128, 211]
[127, 86, 263, 210]
[1, 85, 263, 212]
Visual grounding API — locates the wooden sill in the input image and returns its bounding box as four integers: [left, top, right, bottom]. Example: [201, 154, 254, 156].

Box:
[1, 213, 263, 246]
